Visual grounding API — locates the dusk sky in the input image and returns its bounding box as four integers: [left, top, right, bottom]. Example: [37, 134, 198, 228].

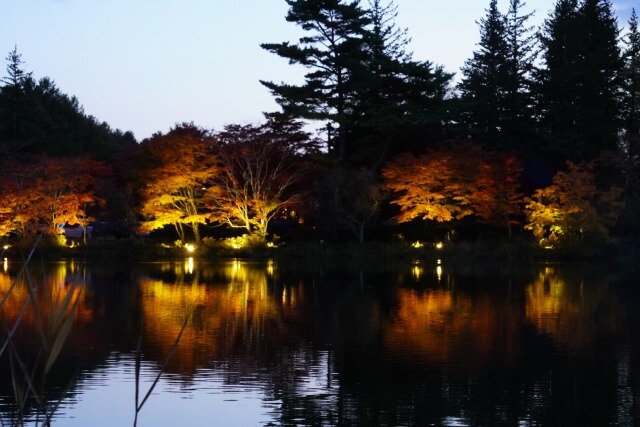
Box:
[2, 0, 636, 141]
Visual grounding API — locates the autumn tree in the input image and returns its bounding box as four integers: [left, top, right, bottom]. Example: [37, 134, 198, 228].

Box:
[382, 144, 483, 224]
[207, 120, 314, 240]
[0, 156, 108, 242]
[524, 161, 623, 250]
[383, 144, 524, 236]
[31, 156, 108, 240]
[470, 152, 524, 236]
[0, 179, 26, 237]
[139, 124, 218, 244]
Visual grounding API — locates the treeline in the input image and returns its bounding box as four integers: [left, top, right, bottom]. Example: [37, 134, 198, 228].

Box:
[1, 0, 639, 257]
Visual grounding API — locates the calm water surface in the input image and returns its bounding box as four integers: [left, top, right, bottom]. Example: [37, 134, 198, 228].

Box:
[0, 257, 638, 426]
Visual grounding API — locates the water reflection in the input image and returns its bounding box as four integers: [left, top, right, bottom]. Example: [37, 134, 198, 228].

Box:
[525, 265, 621, 351]
[139, 259, 290, 374]
[0, 259, 637, 426]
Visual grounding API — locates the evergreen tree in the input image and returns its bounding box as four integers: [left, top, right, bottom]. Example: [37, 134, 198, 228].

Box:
[458, 0, 537, 155]
[458, 0, 510, 148]
[260, 0, 371, 161]
[0, 48, 136, 163]
[352, 0, 452, 167]
[622, 9, 640, 135]
[537, 0, 623, 165]
[1, 46, 32, 88]
[0, 46, 34, 159]
[261, 0, 452, 168]
[617, 9, 640, 226]
[503, 0, 537, 153]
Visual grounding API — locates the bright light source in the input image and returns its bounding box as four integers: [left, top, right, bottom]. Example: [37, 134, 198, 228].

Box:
[185, 243, 196, 253]
[435, 242, 444, 250]
[3, 258, 7, 273]
[411, 241, 424, 248]
[2, 245, 9, 250]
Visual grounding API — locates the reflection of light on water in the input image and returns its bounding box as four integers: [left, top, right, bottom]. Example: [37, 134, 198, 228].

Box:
[185, 257, 194, 275]
[3, 258, 7, 273]
[412, 265, 423, 280]
[267, 259, 274, 277]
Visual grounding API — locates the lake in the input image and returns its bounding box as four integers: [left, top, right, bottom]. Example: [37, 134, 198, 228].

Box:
[0, 257, 639, 426]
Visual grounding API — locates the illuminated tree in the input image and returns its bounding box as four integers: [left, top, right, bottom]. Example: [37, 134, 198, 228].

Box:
[470, 152, 524, 236]
[0, 185, 21, 237]
[0, 156, 107, 241]
[383, 144, 524, 235]
[30, 156, 108, 239]
[207, 120, 313, 240]
[383, 143, 494, 224]
[524, 161, 623, 249]
[139, 124, 219, 244]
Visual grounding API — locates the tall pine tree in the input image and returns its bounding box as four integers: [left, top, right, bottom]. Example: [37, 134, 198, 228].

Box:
[260, 0, 371, 162]
[261, 0, 451, 168]
[458, 0, 537, 157]
[352, 0, 452, 168]
[622, 9, 640, 136]
[537, 0, 623, 165]
[458, 0, 510, 149]
[503, 0, 537, 153]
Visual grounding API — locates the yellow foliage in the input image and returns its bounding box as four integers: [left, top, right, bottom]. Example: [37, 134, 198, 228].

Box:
[524, 162, 623, 248]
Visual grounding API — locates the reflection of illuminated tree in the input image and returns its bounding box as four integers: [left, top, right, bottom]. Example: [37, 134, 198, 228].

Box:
[383, 289, 519, 364]
[139, 260, 298, 374]
[524, 266, 621, 351]
[0, 261, 89, 423]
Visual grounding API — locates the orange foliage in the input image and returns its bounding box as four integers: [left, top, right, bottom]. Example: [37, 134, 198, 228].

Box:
[0, 156, 109, 237]
[139, 124, 219, 243]
[383, 150, 470, 222]
[383, 144, 523, 231]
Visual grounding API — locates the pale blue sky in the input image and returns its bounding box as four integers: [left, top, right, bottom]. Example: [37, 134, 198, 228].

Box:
[1, 1, 635, 141]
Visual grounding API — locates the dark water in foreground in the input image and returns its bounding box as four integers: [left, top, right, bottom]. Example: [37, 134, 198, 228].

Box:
[0, 258, 639, 426]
